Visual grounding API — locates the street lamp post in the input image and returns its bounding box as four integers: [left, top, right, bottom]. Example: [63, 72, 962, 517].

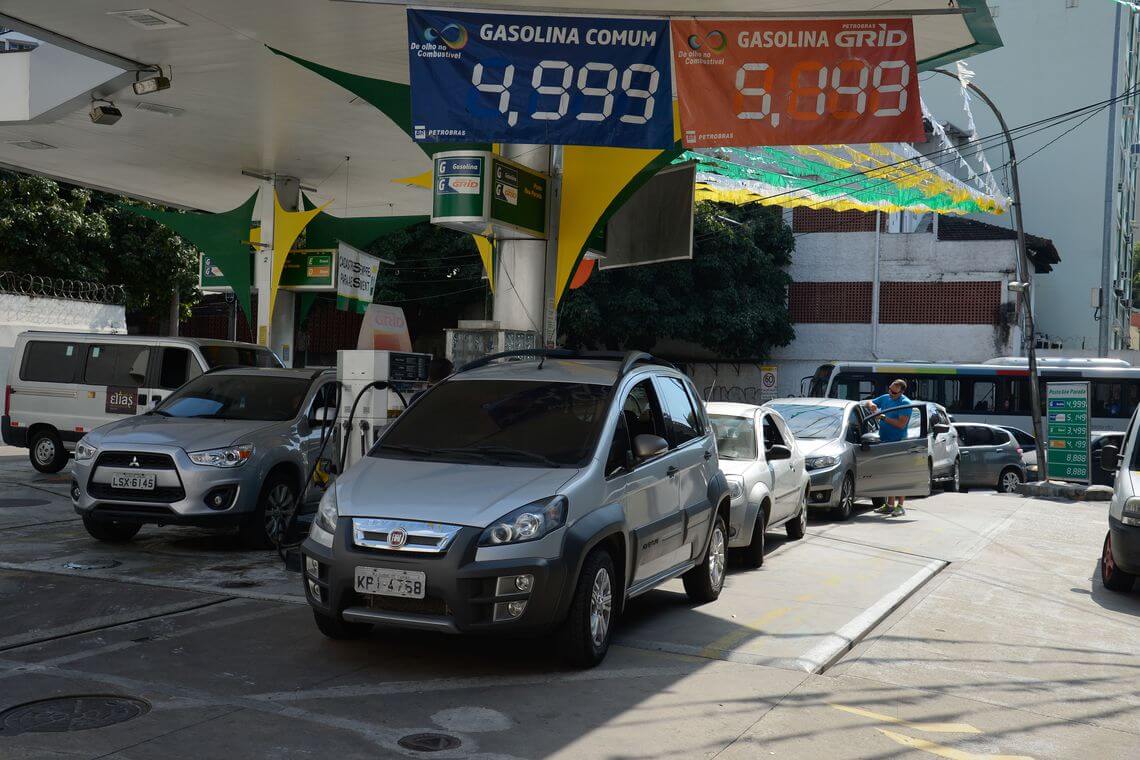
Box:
[932, 69, 1048, 480]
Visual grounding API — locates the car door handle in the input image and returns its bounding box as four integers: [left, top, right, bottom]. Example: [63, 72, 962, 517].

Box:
[667, 466, 679, 478]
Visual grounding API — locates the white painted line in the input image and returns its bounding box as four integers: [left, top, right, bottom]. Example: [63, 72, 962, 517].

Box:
[794, 558, 947, 674]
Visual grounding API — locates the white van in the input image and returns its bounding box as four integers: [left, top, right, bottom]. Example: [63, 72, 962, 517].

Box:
[3, 332, 282, 473]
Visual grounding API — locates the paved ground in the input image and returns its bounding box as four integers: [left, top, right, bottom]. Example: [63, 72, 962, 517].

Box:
[0, 445, 1136, 759]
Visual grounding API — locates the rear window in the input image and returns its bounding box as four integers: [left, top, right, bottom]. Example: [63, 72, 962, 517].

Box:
[199, 345, 282, 369]
[20, 341, 82, 383]
[710, 415, 756, 461]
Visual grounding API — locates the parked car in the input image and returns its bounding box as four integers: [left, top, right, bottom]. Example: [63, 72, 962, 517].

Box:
[925, 403, 962, 492]
[72, 367, 337, 548]
[3, 331, 282, 473]
[764, 398, 936, 520]
[1091, 432, 1126, 487]
[1000, 426, 1038, 481]
[952, 423, 1026, 493]
[301, 351, 731, 667]
[1095, 419, 1139, 593]
[707, 402, 810, 567]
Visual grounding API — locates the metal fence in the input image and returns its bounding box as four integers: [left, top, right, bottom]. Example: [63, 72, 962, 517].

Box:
[0, 271, 125, 304]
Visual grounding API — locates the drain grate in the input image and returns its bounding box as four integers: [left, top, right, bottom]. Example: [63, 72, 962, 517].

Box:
[0, 695, 150, 735]
[64, 559, 121, 570]
[0, 498, 49, 508]
[398, 733, 462, 752]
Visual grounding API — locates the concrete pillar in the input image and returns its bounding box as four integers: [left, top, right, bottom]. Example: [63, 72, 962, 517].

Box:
[493, 145, 550, 337]
[254, 176, 299, 365]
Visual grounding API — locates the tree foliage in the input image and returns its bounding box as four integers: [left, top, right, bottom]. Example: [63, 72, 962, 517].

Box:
[0, 170, 199, 319]
[559, 201, 795, 359]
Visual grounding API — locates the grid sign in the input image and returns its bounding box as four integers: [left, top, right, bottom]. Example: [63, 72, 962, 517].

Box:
[1046, 381, 1090, 483]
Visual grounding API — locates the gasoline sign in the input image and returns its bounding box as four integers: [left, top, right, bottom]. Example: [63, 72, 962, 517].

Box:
[1045, 381, 1090, 483]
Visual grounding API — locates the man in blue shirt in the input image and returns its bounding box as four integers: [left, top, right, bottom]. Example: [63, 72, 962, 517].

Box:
[864, 379, 912, 516]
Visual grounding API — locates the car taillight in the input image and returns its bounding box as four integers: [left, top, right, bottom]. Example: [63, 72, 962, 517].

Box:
[3, 385, 10, 417]
[1016, 448, 1023, 455]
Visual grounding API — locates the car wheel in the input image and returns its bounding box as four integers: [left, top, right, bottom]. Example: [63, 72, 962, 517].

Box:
[998, 467, 1023, 494]
[312, 609, 371, 640]
[684, 515, 728, 602]
[742, 505, 767, 568]
[951, 459, 962, 493]
[241, 472, 298, 549]
[558, 547, 616, 668]
[832, 474, 854, 521]
[82, 515, 141, 543]
[1101, 531, 1136, 592]
[786, 488, 807, 541]
[29, 428, 68, 474]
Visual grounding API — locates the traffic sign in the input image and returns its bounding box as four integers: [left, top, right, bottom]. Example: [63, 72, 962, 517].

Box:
[1045, 382, 1090, 483]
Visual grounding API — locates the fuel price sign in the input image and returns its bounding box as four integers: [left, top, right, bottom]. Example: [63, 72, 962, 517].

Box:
[1046, 381, 1091, 483]
[408, 9, 673, 149]
[671, 18, 923, 147]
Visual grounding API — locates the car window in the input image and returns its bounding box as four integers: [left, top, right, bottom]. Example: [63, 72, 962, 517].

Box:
[157, 347, 201, 390]
[710, 414, 757, 461]
[606, 411, 632, 477]
[991, 428, 1011, 446]
[656, 376, 702, 447]
[1005, 428, 1035, 447]
[768, 403, 843, 440]
[761, 414, 785, 451]
[622, 379, 666, 441]
[957, 425, 993, 447]
[847, 407, 862, 443]
[84, 344, 150, 387]
[157, 374, 310, 421]
[20, 340, 83, 383]
[308, 381, 339, 416]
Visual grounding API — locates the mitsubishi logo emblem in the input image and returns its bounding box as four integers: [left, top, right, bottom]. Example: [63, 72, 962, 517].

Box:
[388, 527, 408, 549]
[129, 456, 140, 468]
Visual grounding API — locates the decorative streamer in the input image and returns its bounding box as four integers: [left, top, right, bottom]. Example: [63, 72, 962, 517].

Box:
[954, 61, 1003, 198]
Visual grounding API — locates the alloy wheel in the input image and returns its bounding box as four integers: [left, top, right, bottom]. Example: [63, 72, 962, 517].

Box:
[953, 462, 961, 492]
[1001, 471, 1021, 493]
[841, 477, 854, 515]
[708, 525, 726, 590]
[589, 567, 612, 647]
[264, 483, 294, 541]
[798, 496, 808, 533]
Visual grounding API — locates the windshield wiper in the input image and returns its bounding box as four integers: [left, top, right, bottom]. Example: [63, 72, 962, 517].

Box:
[147, 409, 171, 417]
[377, 443, 437, 457]
[456, 445, 564, 467]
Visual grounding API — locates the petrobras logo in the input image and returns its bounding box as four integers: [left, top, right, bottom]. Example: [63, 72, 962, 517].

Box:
[414, 125, 426, 140]
[422, 21, 468, 50]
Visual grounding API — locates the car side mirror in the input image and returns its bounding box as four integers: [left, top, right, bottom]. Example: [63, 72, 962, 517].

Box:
[633, 434, 669, 461]
[1101, 444, 1120, 472]
[860, 432, 877, 450]
[767, 444, 791, 461]
[309, 406, 335, 426]
[932, 423, 950, 435]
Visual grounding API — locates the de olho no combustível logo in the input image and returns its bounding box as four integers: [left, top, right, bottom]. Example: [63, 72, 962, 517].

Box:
[687, 30, 727, 52]
[423, 22, 468, 49]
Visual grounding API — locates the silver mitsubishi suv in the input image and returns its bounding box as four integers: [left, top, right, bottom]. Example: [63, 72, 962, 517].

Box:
[302, 350, 731, 667]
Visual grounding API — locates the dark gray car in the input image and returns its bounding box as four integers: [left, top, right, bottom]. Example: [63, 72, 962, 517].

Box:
[953, 423, 1026, 493]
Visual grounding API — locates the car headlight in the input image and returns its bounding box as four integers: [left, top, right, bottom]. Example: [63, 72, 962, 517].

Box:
[188, 444, 254, 468]
[74, 439, 98, 462]
[479, 495, 568, 547]
[726, 476, 745, 501]
[806, 456, 838, 470]
[315, 488, 338, 534]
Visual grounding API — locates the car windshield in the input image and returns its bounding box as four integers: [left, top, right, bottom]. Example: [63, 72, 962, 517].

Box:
[709, 415, 757, 460]
[769, 404, 844, 439]
[373, 379, 611, 467]
[200, 345, 282, 368]
[155, 375, 310, 421]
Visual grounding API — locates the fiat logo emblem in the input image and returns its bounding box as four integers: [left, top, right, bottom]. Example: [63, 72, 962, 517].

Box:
[388, 528, 408, 549]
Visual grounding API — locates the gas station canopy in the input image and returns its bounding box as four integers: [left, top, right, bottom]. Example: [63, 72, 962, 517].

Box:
[0, 1, 1000, 215]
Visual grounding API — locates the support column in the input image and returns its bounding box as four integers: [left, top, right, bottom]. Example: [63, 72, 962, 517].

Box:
[254, 176, 300, 365]
[493, 145, 551, 338]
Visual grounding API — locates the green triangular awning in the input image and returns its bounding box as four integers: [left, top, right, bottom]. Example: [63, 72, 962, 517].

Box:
[301, 194, 426, 251]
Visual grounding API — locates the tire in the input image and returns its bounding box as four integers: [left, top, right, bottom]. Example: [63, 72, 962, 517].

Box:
[742, 504, 767, 568]
[684, 515, 728, 603]
[832, 474, 855, 521]
[950, 459, 962, 493]
[997, 467, 1023, 494]
[82, 515, 141, 543]
[786, 489, 807, 541]
[240, 471, 298, 549]
[558, 547, 616, 668]
[29, 428, 68, 474]
[1101, 531, 1136, 592]
[312, 609, 371, 640]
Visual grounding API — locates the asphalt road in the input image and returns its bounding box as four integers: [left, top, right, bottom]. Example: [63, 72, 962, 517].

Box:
[0, 446, 1137, 759]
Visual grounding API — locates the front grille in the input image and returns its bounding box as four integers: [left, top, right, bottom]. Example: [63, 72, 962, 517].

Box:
[88, 483, 185, 503]
[95, 452, 176, 470]
[351, 518, 463, 554]
[94, 503, 174, 516]
[364, 593, 449, 616]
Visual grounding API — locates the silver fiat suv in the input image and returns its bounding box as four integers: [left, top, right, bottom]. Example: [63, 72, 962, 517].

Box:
[302, 350, 731, 667]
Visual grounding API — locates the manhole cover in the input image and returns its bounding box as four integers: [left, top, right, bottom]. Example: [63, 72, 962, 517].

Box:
[398, 733, 462, 752]
[64, 559, 121, 570]
[0, 498, 49, 508]
[0, 695, 150, 735]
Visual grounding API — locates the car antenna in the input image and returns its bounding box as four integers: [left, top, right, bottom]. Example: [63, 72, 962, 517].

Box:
[538, 353, 546, 370]
[706, 374, 718, 403]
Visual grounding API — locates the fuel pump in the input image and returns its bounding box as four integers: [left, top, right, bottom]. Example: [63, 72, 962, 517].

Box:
[335, 350, 431, 469]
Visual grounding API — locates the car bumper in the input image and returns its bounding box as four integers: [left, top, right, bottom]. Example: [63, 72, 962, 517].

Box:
[806, 464, 844, 508]
[72, 446, 265, 526]
[1, 415, 26, 447]
[302, 519, 573, 635]
[1109, 515, 1140, 576]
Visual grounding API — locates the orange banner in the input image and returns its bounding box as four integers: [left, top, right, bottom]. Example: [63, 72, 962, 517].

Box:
[672, 18, 923, 148]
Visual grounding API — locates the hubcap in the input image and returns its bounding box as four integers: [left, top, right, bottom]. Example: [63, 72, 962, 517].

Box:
[708, 526, 726, 589]
[34, 438, 54, 465]
[841, 479, 853, 513]
[264, 484, 294, 540]
[589, 567, 612, 647]
[1002, 473, 1020, 492]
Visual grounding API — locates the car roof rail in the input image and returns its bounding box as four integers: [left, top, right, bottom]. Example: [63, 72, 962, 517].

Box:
[455, 348, 676, 378]
[456, 349, 577, 373]
[203, 364, 245, 374]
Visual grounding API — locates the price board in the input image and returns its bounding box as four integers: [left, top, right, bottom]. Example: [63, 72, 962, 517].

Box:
[407, 9, 672, 148]
[671, 18, 923, 147]
[1046, 382, 1090, 483]
[431, 151, 548, 239]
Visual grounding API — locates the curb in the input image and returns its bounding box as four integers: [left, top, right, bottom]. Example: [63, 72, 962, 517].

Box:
[1018, 482, 1112, 501]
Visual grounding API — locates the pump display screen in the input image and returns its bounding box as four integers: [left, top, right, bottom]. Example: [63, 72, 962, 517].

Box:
[407, 9, 673, 149]
[671, 18, 923, 147]
[389, 353, 431, 383]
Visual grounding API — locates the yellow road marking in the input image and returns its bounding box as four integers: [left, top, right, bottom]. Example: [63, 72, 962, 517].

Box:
[877, 729, 1034, 760]
[699, 606, 792, 658]
[829, 704, 981, 733]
